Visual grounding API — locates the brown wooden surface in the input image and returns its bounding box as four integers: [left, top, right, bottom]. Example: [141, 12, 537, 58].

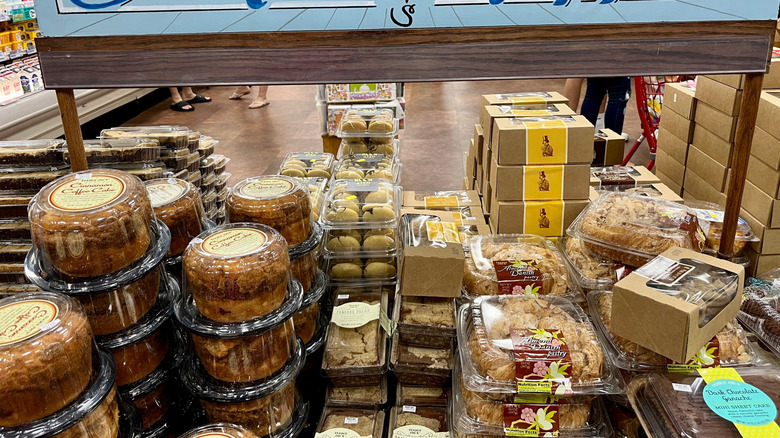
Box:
[37, 20, 776, 88]
[720, 72, 765, 258]
[55, 89, 87, 171]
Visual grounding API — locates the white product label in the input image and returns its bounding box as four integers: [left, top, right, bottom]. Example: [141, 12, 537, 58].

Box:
[673, 383, 692, 393]
[331, 302, 380, 329]
[344, 418, 359, 425]
[402, 406, 417, 413]
[392, 426, 449, 438]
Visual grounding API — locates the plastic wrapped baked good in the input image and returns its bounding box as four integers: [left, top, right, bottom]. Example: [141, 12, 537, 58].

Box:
[29, 169, 154, 278]
[291, 250, 317, 293]
[327, 377, 388, 408]
[457, 295, 623, 396]
[101, 126, 190, 151]
[0, 192, 33, 219]
[213, 155, 230, 176]
[397, 383, 449, 407]
[333, 154, 400, 183]
[395, 296, 456, 349]
[0, 292, 93, 427]
[337, 108, 398, 139]
[121, 364, 177, 430]
[629, 370, 780, 438]
[464, 235, 572, 298]
[0, 242, 32, 263]
[324, 255, 397, 283]
[178, 423, 259, 438]
[390, 334, 452, 387]
[0, 165, 69, 191]
[292, 177, 327, 221]
[389, 406, 448, 438]
[0, 139, 64, 166]
[322, 291, 389, 386]
[279, 152, 334, 178]
[568, 192, 706, 267]
[338, 139, 397, 157]
[147, 178, 206, 258]
[71, 138, 161, 164]
[315, 408, 385, 438]
[322, 180, 400, 230]
[686, 201, 759, 254]
[323, 227, 398, 259]
[197, 137, 218, 158]
[183, 223, 290, 322]
[560, 237, 632, 291]
[589, 291, 755, 371]
[0, 218, 31, 241]
[227, 176, 312, 246]
[293, 301, 319, 345]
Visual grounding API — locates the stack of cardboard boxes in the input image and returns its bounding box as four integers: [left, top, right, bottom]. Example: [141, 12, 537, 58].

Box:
[655, 81, 697, 197]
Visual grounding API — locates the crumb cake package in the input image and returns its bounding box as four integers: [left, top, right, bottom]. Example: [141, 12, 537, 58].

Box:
[611, 247, 744, 363]
[315, 407, 386, 438]
[388, 406, 449, 438]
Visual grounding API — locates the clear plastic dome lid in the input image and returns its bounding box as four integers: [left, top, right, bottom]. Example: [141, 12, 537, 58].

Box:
[231, 175, 307, 202]
[185, 222, 288, 262]
[146, 178, 194, 207]
[178, 423, 260, 438]
[31, 168, 148, 215]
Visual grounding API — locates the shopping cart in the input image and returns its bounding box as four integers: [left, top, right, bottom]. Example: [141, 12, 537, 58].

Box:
[622, 75, 695, 169]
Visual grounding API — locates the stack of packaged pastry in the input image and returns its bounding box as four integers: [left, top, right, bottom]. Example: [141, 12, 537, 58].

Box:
[175, 222, 309, 438]
[22, 168, 191, 437]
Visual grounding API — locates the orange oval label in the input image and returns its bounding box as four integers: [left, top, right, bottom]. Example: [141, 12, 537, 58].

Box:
[0, 299, 59, 346]
[49, 174, 126, 211]
[147, 180, 186, 207]
[239, 178, 294, 198]
[201, 228, 268, 257]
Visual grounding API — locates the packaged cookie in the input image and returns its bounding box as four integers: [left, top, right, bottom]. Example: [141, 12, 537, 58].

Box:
[337, 139, 398, 157]
[457, 295, 623, 396]
[397, 383, 449, 407]
[395, 295, 456, 349]
[279, 152, 334, 178]
[322, 180, 400, 230]
[389, 406, 449, 438]
[686, 200, 759, 254]
[589, 291, 757, 372]
[180, 347, 307, 438]
[0, 139, 64, 166]
[560, 237, 632, 292]
[323, 227, 397, 259]
[175, 275, 303, 383]
[323, 255, 397, 283]
[322, 291, 390, 386]
[101, 126, 190, 150]
[390, 334, 452, 387]
[147, 178, 206, 258]
[464, 234, 575, 299]
[0, 192, 33, 219]
[629, 369, 780, 438]
[333, 154, 400, 183]
[70, 138, 161, 164]
[183, 223, 290, 323]
[29, 169, 155, 279]
[337, 108, 398, 138]
[0, 292, 94, 427]
[327, 376, 388, 408]
[315, 407, 385, 438]
[227, 176, 312, 247]
[197, 136, 219, 158]
[567, 192, 706, 267]
[293, 176, 327, 221]
[178, 423, 259, 438]
[0, 164, 69, 192]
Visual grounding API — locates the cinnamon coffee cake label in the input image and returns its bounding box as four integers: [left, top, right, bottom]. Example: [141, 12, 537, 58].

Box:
[424, 196, 459, 209]
[667, 337, 720, 371]
[49, 174, 126, 211]
[503, 403, 561, 437]
[0, 299, 59, 346]
[392, 425, 449, 438]
[510, 328, 573, 394]
[523, 165, 563, 200]
[493, 260, 544, 296]
[147, 179, 186, 207]
[331, 302, 380, 329]
[239, 178, 294, 198]
[521, 118, 568, 164]
[201, 228, 268, 257]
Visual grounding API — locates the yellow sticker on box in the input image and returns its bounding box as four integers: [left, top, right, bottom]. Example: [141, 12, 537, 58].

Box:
[509, 96, 548, 105]
[424, 195, 459, 209]
[523, 119, 568, 164]
[426, 221, 461, 244]
[522, 165, 564, 200]
[524, 201, 564, 237]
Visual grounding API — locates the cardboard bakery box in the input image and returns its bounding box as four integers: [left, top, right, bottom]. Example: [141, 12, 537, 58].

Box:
[611, 247, 744, 363]
[484, 182, 493, 218]
[592, 128, 625, 167]
[695, 76, 742, 117]
[757, 91, 780, 143]
[402, 190, 481, 210]
[663, 82, 697, 120]
[747, 154, 780, 199]
[744, 246, 780, 277]
[481, 92, 569, 107]
[685, 145, 728, 192]
[694, 102, 738, 143]
[476, 164, 484, 195]
[742, 208, 780, 255]
[398, 209, 464, 298]
[474, 124, 484, 165]
[491, 161, 590, 201]
[589, 165, 660, 187]
[482, 139, 492, 185]
[489, 198, 588, 237]
[741, 179, 780, 228]
[655, 148, 686, 187]
[691, 124, 733, 168]
[752, 125, 780, 171]
[588, 183, 684, 203]
[656, 170, 683, 196]
[480, 104, 576, 153]
[467, 140, 477, 181]
[463, 176, 471, 190]
[659, 106, 695, 143]
[657, 127, 689, 165]
[492, 116, 594, 166]
[683, 167, 725, 206]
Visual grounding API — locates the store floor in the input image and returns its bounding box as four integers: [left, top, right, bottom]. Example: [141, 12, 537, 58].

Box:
[127, 80, 646, 190]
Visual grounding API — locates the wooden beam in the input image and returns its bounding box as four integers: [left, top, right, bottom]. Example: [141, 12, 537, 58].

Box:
[720, 72, 765, 258]
[55, 89, 88, 172]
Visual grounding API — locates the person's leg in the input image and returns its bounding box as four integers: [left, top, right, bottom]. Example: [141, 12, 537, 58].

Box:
[580, 78, 608, 126]
[230, 86, 251, 100]
[603, 77, 632, 133]
[249, 85, 270, 109]
[169, 87, 193, 111]
[563, 78, 584, 111]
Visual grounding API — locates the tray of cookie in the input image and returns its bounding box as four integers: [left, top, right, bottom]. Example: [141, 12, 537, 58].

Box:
[338, 138, 398, 158]
[320, 180, 400, 230]
[336, 108, 399, 139]
[279, 152, 334, 178]
[292, 176, 326, 221]
[567, 192, 706, 267]
[333, 154, 401, 184]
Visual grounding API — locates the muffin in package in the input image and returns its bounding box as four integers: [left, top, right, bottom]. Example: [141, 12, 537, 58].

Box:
[0, 292, 94, 427]
[183, 223, 290, 323]
[589, 291, 757, 372]
[686, 200, 759, 254]
[227, 176, 312, 247]
[146, 178, 206, 258]
[29, 169, 154, 278]
[457, 295, 623, 396]
[464, 235, 574, 299]
[567, 192, 706, 267]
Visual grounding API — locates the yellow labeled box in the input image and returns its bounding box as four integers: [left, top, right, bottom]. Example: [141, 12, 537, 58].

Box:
[490, 160, 590, 201]
[481, 91, 569, 106]
[489, 198, 588, 237]
[492, 115, 593, 166]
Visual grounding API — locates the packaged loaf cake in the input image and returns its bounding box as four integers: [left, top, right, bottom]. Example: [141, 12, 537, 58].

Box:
[316, 407, 385, 438]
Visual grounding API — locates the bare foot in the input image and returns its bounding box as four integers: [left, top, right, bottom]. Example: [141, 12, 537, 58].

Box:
[230, 86, 252, 100]
[248, 100, 270, 109]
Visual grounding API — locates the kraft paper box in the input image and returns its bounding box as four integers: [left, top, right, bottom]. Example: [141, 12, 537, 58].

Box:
[490, 161, 589, 201]
[685, 145, 728, 192]
[476, 164, 484, 195]
[481, 91, 569, 107]
[592, 128, 624, 167]
[484, 182, 493, 218]
[489, 198, 587, 237]
[744, 246, 780, 277]
[588, 183, 683, 203]
[664, 82, 697, 120]
[752, 125, 780, 171]
[757, 91, 780, 150]
[683, 167, 725, 206]
[398, 209, 464, 298]
[659, 106, 694, 143]
[741, 208, 780, 255]
[695, 76, 742, 117]
[655, 148, 686, 186]
[748, 154, 780, 199]
[468, 140, 477, 180]
[656, 170, 683, 196]
[402, 190, 481, 209]
[589, 165, 660, 187]
[691, 124, 733, 168]
[474, 124, 484, 165]
[482, 137, 492, 186]
[480, 104, 576, 153]
[742, 180, 780, 228]
[657, 127, 689, 165]
[611, 247, 744, 363]
[694, 102, 738, 143]
[492, 115, 594, 166]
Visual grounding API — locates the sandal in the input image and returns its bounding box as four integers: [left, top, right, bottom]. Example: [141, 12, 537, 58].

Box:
[170, 101, 194, 112]
[248, 101, 270, 109]
[187, 94, 212, 104]
[229, 91, 251, 100]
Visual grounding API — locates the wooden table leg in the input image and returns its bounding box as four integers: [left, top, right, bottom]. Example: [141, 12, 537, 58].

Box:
[719, 72, 764, 258]
[56, 88, 88, 172]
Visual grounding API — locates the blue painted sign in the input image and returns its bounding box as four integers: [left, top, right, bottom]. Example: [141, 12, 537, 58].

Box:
[37, 0, 780, 37]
